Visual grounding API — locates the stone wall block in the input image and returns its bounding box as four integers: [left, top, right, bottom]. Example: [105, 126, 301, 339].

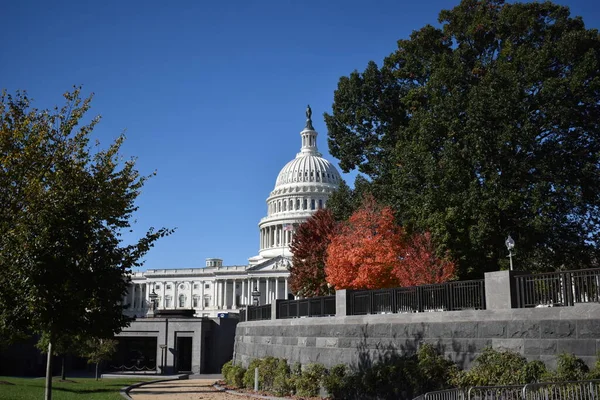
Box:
[541, 320, 576, 338]
[507, 321, 540, 338]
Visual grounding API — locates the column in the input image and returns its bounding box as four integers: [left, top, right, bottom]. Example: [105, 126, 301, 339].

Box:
[200, 280, 205, 310]
[217, 281, 222, 309]
[163, 281, 167, 308]
[232, 279, 237, 309]
[212, 281, 217, 308]
[190, 280, 193, 310]
[138, 284, 144, 310]
[284, 278, 288, 300]
[242, 279, 246, 306]
[266, 278, 270, 304]
[275, 279, 279, 301]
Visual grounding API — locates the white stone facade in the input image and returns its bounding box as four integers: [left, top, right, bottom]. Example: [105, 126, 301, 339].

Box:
[124, 107, 340, 318]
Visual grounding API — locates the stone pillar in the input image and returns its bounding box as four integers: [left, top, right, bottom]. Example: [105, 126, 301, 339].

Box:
[275, 278, 280, 300]
[284, 278, 288, 300]
[190, 281, 193, 309]
[200, 281, 205, 310]
[232, 280, 237, 309]
[336, 289, 347, 316]
[174, 281, 178, 309]
[484, 270, 529, 309]
[266, 278, 270, 304]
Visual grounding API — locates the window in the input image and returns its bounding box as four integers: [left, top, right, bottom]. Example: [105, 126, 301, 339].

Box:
[155, 284, 161, 290]
[283, 201, 287, 211]
[179, 294, 185, 308]
[311, 199, 315, 210]
[296, 199, 300, 209]
[194, 284, 199, 290]
[193, 297, 199, 307]
[303, 199, 307, 209]
[179, 284, 185, 290]
[166, 284, 171, 290]
[205, 283, 210, 289]
[165, 296, 172, 308]
[204, 297, 210, 307]
[319, 199, 323, 209]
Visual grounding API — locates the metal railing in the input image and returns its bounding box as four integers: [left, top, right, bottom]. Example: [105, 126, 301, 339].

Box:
[278, 296, 336, 319]
[468, 385, 524, 399]
[349, 280, 486, 315]
[523, 379, 600, 399]
[514, 268, 600, 308]
[246, 304, 272, 321]
[414, 380, 600, 400]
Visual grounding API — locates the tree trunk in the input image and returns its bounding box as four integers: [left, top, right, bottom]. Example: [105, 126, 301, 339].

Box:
[95, 362, 99, 381]
[61, 356, 66, 381]
[44, 341, 53, 400]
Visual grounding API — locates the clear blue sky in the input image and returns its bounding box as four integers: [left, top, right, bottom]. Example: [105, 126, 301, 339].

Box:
[3, 0, 600, 270]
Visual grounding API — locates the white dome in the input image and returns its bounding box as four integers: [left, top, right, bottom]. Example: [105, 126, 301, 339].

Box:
[275, 155, 341, 188]
[250, 106, 341, 263]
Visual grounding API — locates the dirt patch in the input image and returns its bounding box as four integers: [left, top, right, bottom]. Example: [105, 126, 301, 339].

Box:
[0, 381, 15, 385]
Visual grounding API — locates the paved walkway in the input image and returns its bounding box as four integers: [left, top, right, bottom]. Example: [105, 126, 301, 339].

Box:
[129, 377, 253, 400]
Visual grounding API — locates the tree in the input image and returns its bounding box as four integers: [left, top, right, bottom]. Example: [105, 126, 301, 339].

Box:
[326, 175, 372, 222]
[0, 88, 172, 399]
[82, 337, 118, 380]
[36, 333, 87, 381]
[325, 0, 600, 277]
[393, 232, 456, 286]
[289, 209, 337, 297]
[325, 197, 405, 289]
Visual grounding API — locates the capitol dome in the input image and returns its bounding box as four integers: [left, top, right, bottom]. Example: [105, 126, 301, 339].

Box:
[249, 106, 341, 263]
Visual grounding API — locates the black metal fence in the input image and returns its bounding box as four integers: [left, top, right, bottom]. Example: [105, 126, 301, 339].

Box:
[348, 280, 486, 315]
[246, 304, 272, 321]
[278, 296, 336, 319]
[514, 268, 600, 308]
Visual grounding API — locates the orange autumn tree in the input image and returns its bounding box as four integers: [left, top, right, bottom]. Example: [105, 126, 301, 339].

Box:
[289, 209, 337, 297]
[325, 197, 404, 289]
[393, 231, 456, 286]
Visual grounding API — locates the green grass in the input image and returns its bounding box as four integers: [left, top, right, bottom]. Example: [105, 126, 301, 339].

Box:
[0, 376, 153, 400]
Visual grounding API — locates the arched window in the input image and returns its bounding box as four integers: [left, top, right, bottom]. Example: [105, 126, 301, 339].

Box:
[193, 297, 199, 308]
[179, 294, 185, 308]
[318, 199, 323, 209]
[278, 201, 281, 213]
[303, 199, 307, 209]
[283, 201, 287, 211]
[296, 199, 300, 209]
[311, 199, 316, 210]
[165, 296, 172, 308]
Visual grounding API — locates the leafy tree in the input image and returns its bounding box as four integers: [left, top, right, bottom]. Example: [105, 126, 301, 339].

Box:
[289, 209, 337, 297]
[325, 0, 600, 277]
[81, 337, 118, 380]
[326, 175, 372, 222]
[326, 197, 405, 289]
[394, 231, 456, 286]
[0, 88, 172, 399]
[36, 333, 87, 381]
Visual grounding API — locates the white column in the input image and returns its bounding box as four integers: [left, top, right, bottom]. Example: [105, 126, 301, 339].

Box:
[217, 281, 222, 309]
[241, 279, 246, 306]
[275, 279, 280, 301]
[266, 278, 270, 304]
[200, 280, 205, 310]
[232, 279, 237, 309]
[163, 281, 167, 308]
[174, 281, 178, 309]
[284, 278, 288, 300]
[190, 281, 193, 310]
[212, 281, 217, 308]
[139, 284, 144, 310]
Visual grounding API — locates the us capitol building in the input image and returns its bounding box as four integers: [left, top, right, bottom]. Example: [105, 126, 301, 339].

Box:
[124, 106, 341, 318]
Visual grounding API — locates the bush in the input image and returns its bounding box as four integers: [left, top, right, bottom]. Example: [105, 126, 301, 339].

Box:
[221, 360, 233, 383]
[359, 354, 420, 400]
[416, 343, 457, 393]
[258, 357, 279, 391]
[229, 364, 246, 388]
[243, 358, 262, 389]
[272, 359, 293, 397]
[296, 363, 326, 397]
[450, 348, 547, 387]
[323, 364, 349, 399]
[543, 352, 589, 382]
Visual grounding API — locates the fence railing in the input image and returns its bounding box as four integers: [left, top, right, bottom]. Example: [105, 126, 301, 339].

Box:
[414, 380, 600, 400]
[523, 379, 600, 399]
[278, 296, 336, 319]
[246, 304, 272, 321]
[349, 280, 486, 315]
[514, 268, 600, 308]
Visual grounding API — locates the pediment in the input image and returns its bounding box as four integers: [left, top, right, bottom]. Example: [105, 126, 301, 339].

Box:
[246, 256, 291, 272]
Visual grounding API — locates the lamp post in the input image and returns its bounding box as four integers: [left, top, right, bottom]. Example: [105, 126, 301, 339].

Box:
[505, 235, 515, 271]
[251, 287, 261, 306]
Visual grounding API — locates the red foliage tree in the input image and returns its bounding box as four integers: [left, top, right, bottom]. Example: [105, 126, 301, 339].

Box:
[325, 197, 405, 290]
[393, 231, 456, 286]
[289, 209, 337, 297]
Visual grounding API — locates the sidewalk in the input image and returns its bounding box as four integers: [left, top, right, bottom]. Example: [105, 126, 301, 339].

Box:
[129, 377, 252, 400]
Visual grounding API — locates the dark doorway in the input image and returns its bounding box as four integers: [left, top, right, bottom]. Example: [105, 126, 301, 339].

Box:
[109, 337, 157, 372]
[176, 337, 192, 372]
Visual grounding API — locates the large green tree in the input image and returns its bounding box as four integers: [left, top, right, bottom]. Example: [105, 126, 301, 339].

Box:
[0, 88, 172, 399]
[325, 0, 600, 277]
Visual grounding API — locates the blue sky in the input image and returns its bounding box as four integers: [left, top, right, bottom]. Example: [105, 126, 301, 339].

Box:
[3, 0, 600, 270]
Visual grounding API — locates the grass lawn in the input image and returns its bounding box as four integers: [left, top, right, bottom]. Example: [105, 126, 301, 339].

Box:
[0, 376, 153, 400]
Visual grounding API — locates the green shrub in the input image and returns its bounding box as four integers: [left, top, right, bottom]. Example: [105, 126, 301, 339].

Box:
[229, 364, 246, 388]
[360, 354, 420, 400]
[416, 343, 457, 393]
[243, 358, 262, 389]
[221, 360, 233, 384]
[296, 363, 326, 397]
[258, 356, 279, 391]
[450, 347, 547, 387]
[272, 359, 293, 397]
[323, 364, 349, 399]
[543, 353, 589, 382]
